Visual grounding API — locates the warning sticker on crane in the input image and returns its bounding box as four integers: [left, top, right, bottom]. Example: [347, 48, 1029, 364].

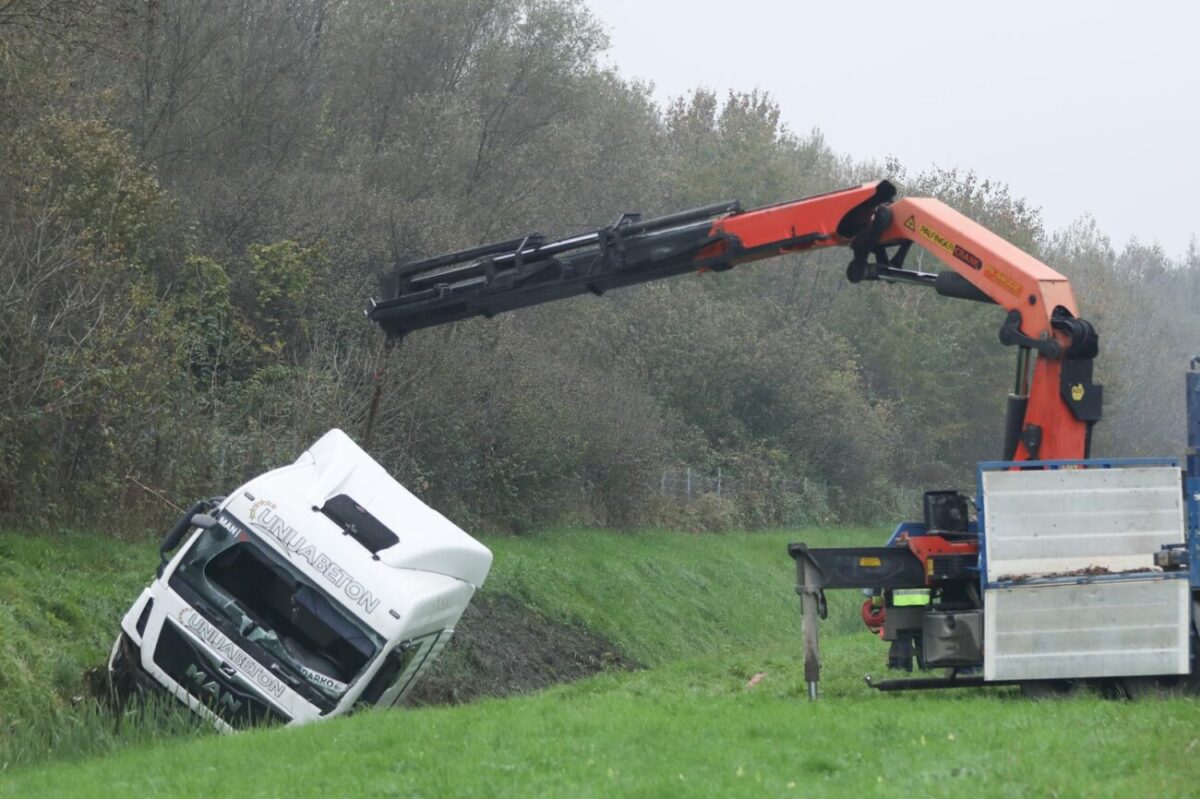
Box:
[903, 215, 916, 231]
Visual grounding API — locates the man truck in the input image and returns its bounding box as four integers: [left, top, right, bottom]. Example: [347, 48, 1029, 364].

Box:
[109, 429, 492, 731]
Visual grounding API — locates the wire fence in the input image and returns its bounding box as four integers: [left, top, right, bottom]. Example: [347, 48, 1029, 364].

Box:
[659, 467, 818, 503]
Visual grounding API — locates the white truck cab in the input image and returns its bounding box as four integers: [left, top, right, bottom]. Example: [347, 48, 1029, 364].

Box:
[109, 429, 492, 731]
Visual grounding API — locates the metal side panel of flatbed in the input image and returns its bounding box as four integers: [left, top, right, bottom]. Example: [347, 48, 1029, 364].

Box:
[983, 577, 1190, 681]
[980, 464, 1190, 682]
[982, 465, 1185, 577]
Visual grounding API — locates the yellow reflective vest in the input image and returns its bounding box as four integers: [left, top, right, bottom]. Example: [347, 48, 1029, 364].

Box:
[892, 589, 931, 607]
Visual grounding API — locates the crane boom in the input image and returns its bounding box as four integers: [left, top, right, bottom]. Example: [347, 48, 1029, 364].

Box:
[367, 180, 1100, 461]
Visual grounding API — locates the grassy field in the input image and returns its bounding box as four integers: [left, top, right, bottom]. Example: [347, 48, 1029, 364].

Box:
[0, 531, 212, 768]
[3, 527, 1200, 796]
[0, 531, 154, 716]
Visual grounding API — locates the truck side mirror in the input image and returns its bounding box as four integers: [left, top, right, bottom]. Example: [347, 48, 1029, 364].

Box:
[158, 500, 207, 575]
[191, 513, 218, 530]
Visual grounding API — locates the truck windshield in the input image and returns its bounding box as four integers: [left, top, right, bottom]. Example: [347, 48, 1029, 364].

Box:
[173, 513, 383, 701]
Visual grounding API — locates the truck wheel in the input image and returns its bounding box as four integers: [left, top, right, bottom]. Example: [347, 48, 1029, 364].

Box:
[1019, 680, 1072, 699]
[1121, 676, 1188, 700]
[108, 633, 146, 708]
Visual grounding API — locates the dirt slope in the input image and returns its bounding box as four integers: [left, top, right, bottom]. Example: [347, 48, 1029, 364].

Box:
[406, 592, 639, 705]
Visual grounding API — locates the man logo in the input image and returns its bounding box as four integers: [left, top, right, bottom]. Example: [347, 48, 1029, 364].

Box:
[185, 663, 244, 713]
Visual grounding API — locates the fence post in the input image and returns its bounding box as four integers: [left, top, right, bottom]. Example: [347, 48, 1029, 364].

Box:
[716, 467, 722, 498]
[686, 467, 692, 502]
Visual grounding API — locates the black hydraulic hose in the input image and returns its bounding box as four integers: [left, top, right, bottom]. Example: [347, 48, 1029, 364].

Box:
[1002, 394, 1029, 461]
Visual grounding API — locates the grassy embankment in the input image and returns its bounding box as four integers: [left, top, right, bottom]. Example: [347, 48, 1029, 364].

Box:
[4, 528, 1200, 797]
[0, 532, 211, 768]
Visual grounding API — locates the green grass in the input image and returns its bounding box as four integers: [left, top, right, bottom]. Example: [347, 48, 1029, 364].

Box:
[5, 634, 1200, 797]
[3, 527, 1200, 796]
[482, 527, 881, 663]
[0, 531, 211, 768]
[0, 527, 868, 770]
[0, 531, 156, 719]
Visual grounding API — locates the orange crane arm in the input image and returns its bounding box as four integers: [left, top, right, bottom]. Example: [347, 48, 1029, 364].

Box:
[697, 180, 1100, 460]
[369, 180, 1101, 461]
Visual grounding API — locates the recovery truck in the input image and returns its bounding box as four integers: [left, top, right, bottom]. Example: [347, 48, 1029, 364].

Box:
[109, 429, 492, 730]
[366, 179, 1200, 697]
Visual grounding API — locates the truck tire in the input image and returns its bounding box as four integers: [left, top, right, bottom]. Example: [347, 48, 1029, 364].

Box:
[1018, 679, 1073, 699]
[107, 633, 147, 708]
[1120, 676, 1189, 700]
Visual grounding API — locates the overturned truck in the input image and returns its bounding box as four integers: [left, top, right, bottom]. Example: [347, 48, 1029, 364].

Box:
[110, 430, 492, 730]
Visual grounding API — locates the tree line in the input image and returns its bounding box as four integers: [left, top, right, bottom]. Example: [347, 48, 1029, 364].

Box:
[2, 0, 1197, 533]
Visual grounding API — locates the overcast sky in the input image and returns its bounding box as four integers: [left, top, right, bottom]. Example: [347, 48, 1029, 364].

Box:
[585, 0, 1199, 258]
